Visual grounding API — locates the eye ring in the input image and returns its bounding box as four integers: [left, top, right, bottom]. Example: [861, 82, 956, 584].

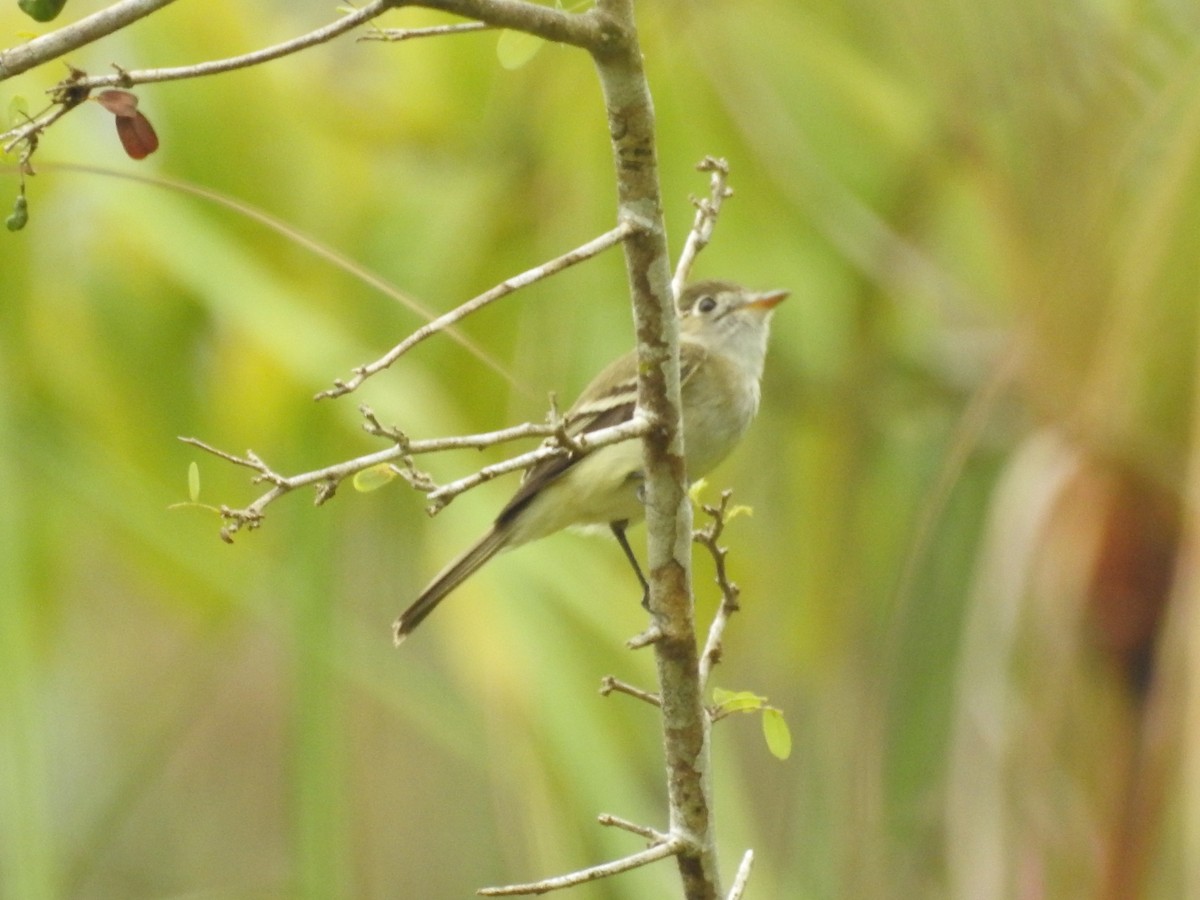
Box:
[695, 295, 717, 314]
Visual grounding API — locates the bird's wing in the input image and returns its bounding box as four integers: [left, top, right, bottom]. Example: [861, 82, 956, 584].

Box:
[495, 340, 709, 526]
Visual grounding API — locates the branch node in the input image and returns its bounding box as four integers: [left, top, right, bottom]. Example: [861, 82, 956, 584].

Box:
[109, 62, 134, 88]
[314, 478, 338, 505]
[626, 623, 663, 650]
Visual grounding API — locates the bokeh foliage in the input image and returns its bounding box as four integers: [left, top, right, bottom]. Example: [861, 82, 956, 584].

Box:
[4, 1, 1200, 897]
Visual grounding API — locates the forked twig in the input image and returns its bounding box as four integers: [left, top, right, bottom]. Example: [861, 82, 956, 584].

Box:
[695, 488, 744, 688]
[672, 156, 733, 298]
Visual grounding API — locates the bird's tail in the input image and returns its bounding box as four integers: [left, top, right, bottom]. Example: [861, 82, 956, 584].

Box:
[393, 525, 510, 645]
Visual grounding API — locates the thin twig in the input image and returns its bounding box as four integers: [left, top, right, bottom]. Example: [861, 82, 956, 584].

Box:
[1, 2, 393, 156]
[726, 850, 754, 900]
[425, 414, 650, 511]
[671, 156, 732, 298]
[626, 623, 663, 649]
[0, 0, 181, 82]
[181, 406, 649, 539]
[2, 100, 73, 155]
[359, 404, 560, 451]
[317, 220, 640, 400]
[58, 1, 391, 90]
[361, 22, 492, 42]
[597, 814, 669, 844]
[599, 675, 661, 707]
[397, 0, 604, 50]
[695, 489, 742, 688]
[477, 838, 685, 896]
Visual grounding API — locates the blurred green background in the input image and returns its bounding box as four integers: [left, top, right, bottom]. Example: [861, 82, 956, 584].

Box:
[4, 1, 1200, 897]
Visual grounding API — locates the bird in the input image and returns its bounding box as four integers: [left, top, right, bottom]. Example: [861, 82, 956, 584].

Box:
[394, 279, 787, 644]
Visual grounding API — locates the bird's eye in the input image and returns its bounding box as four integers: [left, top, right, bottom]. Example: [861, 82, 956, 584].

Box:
[695, 295, 717, 314]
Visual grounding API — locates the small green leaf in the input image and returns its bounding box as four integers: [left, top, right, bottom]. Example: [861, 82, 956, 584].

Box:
[688, 478, 710, 504]
[187, 461, 201, 502]
[18, 0, 69, 23]
[762, 708, 792, 760]
[725, 503, 753, 521]
[354, 464, 398, 493]
[497, 29, 542, 70]
[6, 193, 28, 232]
[713, 688, 765, 714]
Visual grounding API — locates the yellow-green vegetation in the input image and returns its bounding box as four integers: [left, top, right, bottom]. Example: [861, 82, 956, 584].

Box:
[3, 1, 1200, 898]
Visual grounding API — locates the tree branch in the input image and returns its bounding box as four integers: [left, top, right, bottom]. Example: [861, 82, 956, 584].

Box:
[588, 2, 721, 896]
[0, 0, 181, 82]
[1, 2, 395, 154]
[672, 156, 733, 298]
[425, 414, 651, 511]
[405, 0, 610, 50]
[181, 407, 650, 540]
[477, 838, 685, 896]
[49, 1, 393, 91]
[597, 813, 669, 843]
[360, 22, 492, 43]
[316, 220, 639, 400]
[9, 3, 740, 896]
[599, 674, 661, 707]
[726, 850, 754, 900]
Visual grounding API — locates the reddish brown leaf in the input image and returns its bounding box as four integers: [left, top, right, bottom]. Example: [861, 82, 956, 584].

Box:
[96, 89, 140, 118]
[115, 111, 159, 160]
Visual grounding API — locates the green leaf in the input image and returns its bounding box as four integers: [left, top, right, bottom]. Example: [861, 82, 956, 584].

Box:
[762, 708, 792, 760]
[353, 464, 398, 493]
[6, 193, 28, 232]
[187, 461, 201, 503]
[497, 29, 543, 70]
[712, 688, 765, 714]
[17, 0, 69, 23]
[688, 478, 710, 504]
[725, 503, 753, 521]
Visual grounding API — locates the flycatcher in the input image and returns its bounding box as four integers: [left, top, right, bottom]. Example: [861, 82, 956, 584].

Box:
[394, 280, 787, 644]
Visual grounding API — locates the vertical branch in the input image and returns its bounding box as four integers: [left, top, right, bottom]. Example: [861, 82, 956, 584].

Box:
[589, 2, 719, 898]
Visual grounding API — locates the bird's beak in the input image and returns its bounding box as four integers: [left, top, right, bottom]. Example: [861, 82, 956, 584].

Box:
[744, 289, 789, 311]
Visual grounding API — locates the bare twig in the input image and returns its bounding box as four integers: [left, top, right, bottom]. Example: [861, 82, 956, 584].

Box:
[695, 489, 743, 689]
[626, 622, 664, 649]
[53, 1, 391, 91]
[726, 850, 754, 900]
[0, 2, 393, 156]
[2, 100, 73, 155]
[361, 22, 492, 42]
[597, 814, 669, 844]
[672, 156, 733, 298]
[397, 0, 606, 49]
[0, 0, 181, 82]
[696, 489, 739, 686]
[359, 404, 559, 450]
[316, 220, 640, 400]
[182, 404, 650, 539]
[425, 414, 650, 511]
[477, 838, 685, 896]
[599, 675, 661, 707]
